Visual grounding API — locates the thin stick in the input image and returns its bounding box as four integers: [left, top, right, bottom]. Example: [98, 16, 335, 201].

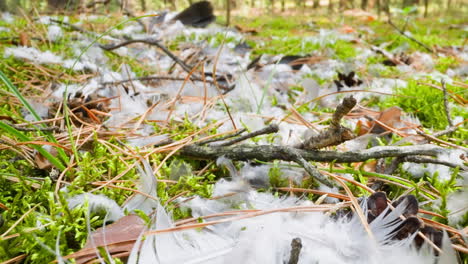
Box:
[198, 128, 246, 145]
[416, 129, 467, 150]
[290, 149, 334, 187]
[216, 124, 278, 146]
[100, 38, 192, 72]
[388, 19, 434, 53]
[402, 156, 465, 170]
[441, 80, 453, 127]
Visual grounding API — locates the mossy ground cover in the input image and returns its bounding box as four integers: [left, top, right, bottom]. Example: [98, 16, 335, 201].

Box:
[0, 9, 467, 263]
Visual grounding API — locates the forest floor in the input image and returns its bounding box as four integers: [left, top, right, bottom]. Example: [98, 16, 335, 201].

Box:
[0, 6, 467, 264]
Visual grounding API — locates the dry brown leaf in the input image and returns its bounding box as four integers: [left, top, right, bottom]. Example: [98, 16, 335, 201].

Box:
[234, 25, 258, 35]
[64, 215, 145, 264]
[34, 146, 58, 170]
[376, 106, 402, 129]
[19, 32, 30, 47]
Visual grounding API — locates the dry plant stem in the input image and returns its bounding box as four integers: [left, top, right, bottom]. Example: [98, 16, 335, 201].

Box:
[288, 238, 302, 264]
[417, 81, 464, 104]
[1, 254, 27, 264]
[4, 122, 62, 132]
[277, 187, 351, 200]
[298, 96, 357, 149]
[145, 205, 337, 236]
[452, 244, 468, 255]
[180, 144, 446, 164]
[387, 19, 434, 54]
[416, 129, 467, 150]
[441, 80, 453, 127]
[0, 204, 39, 238]
[215, 124, 279, 147]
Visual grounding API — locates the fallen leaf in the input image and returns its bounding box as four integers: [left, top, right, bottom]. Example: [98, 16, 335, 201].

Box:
[234, 25, 258, 35]
[19, 32, 30, 46]
[63, 215, 145, 264]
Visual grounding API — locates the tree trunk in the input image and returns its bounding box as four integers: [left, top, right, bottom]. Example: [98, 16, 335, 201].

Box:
[383, 0, 390, 17]
[328, 0, 334, 13]
[361, 0, 368, 9]
[376, 0, 381, 16]
[313, 0, 320, 8]
[226, 0, 231, 26]
[282, 0, 286, 11]
[140, 0, 146, 11]
[339, 0, 345, 10]
[423, 0, 428, 16]
[0, 0, 7, 12]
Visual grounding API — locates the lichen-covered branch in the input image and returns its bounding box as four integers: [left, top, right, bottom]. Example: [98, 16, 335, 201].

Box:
[179, 144, 447, 164]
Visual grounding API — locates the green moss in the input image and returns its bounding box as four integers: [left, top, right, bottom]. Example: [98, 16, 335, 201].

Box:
[268, 161, 289, 187]
[379, 80, 468, 131]
[435, 56, 459, 73]
[331, 40, 356, 60]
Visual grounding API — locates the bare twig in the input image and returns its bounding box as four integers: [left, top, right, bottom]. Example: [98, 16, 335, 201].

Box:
[441, 80, 453, 127]
[402, 156, 466, 170]
[388, 19, 434, 54]
[288, 238, 302, 264]
[291, 150, 335, 187]
[215, 124, 279, 147]
[100, 38, 233, 91]
[198, 129, 246, 145]
[100, 38, 192, 72]
[416, 129, 467, 151]
[297, 96, 356, 149]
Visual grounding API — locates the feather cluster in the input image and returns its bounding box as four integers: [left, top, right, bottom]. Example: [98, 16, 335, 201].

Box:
[121, 159, 457, 264]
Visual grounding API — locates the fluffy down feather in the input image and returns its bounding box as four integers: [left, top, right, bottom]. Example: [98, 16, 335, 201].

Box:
[124, 159, 457, 264]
